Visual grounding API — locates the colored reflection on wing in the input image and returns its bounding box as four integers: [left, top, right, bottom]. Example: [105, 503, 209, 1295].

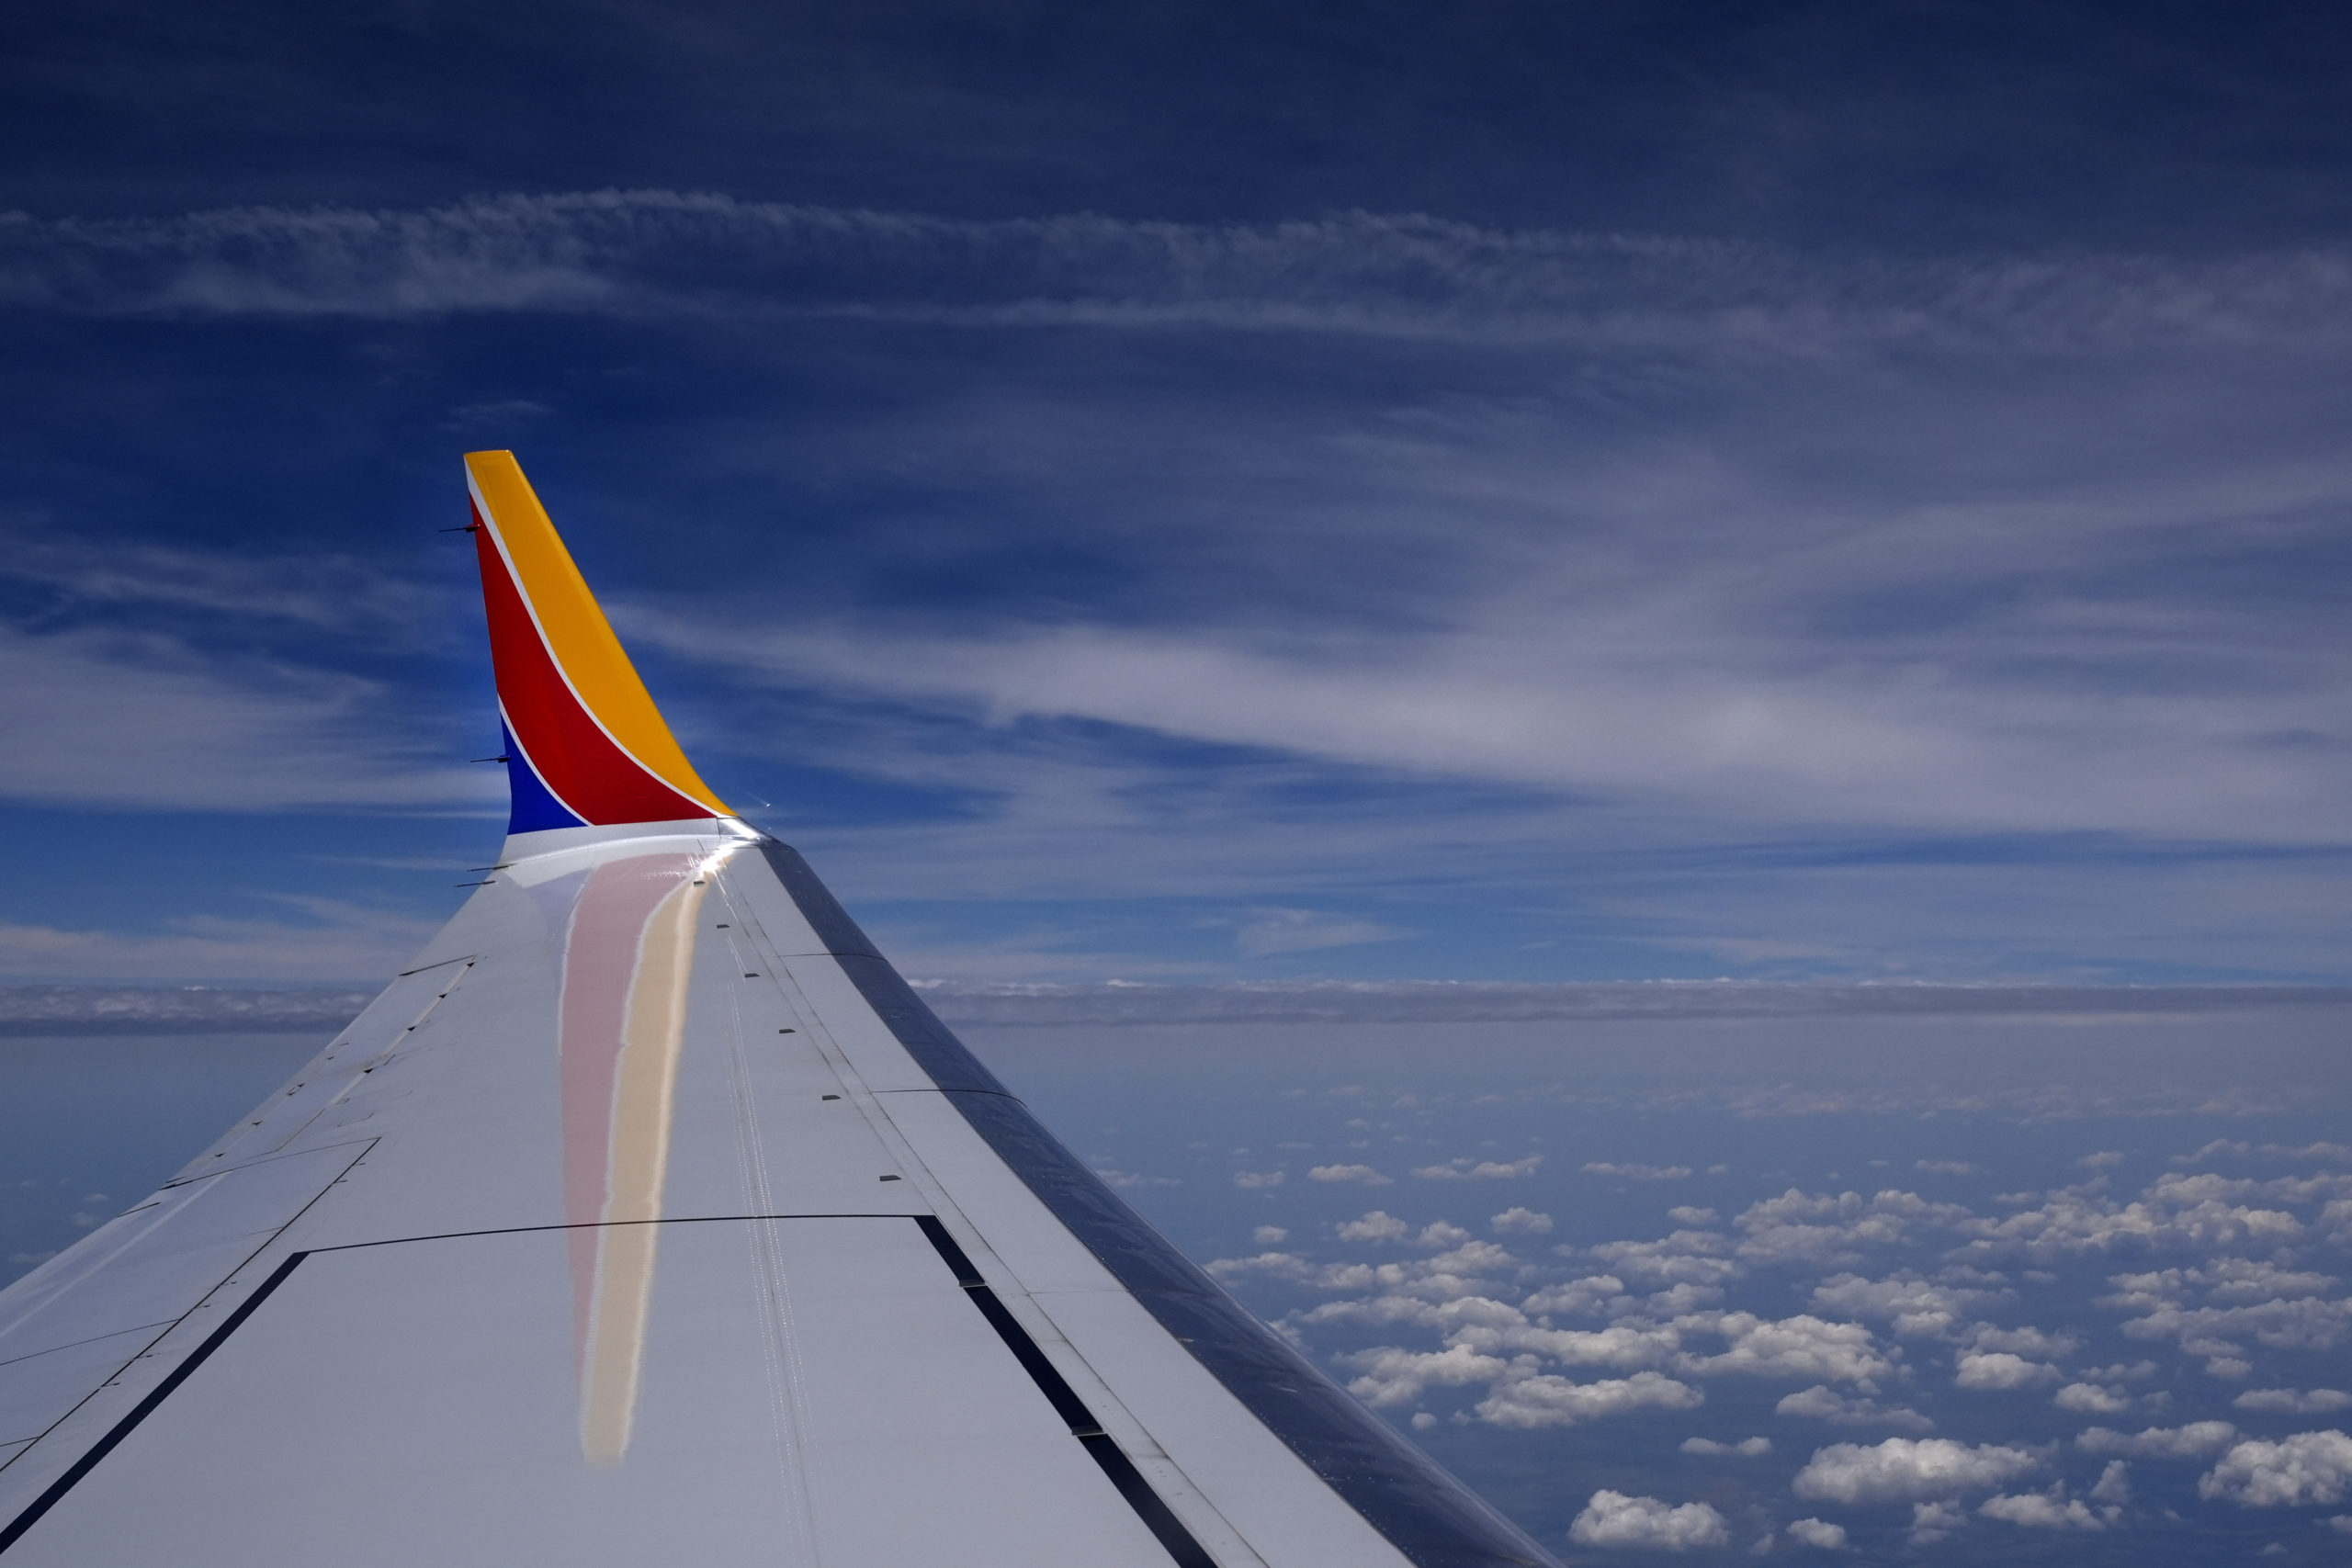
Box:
[556, 851, 714, 1464]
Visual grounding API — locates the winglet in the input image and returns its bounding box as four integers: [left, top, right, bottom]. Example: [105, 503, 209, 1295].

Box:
[465, 452, 732, 835]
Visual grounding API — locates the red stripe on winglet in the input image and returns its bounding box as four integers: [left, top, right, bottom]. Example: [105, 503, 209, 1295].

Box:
[473, 513, 710, 827]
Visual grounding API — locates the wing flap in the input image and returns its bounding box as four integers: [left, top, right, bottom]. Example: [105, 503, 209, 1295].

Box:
[7, 1221, 1181, 1568]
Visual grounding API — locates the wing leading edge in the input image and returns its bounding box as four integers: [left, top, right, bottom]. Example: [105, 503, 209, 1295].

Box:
[0, 454, 1559, 1568]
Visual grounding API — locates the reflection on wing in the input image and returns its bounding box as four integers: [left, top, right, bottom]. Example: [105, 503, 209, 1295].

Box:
[0, 453, 1560, 1568]
[562, 849, 728, 1463]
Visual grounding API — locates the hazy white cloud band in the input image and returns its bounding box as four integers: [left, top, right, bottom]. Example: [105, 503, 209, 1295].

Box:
[6, 192, 2352, 353]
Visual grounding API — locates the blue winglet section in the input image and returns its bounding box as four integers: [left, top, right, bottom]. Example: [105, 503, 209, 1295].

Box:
[502, 718, 589, 834]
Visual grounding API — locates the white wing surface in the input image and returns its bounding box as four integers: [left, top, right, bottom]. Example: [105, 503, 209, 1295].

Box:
[0, 453, 1558, 1568]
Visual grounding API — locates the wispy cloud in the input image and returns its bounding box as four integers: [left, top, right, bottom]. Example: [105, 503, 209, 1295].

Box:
[1234, 908, 1409, 958]
[7, 193, 2351, 982]
[7, 193, 2352, 354]
[0, 531, 447, 645]
[0, 622, 492, 811]
[0, 896, 437, 983]
[0, 516, 489, 815]
[639, 562, 2352, 846]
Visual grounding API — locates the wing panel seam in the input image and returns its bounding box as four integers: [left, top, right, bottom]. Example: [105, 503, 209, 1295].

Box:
[0, 1139, 374, 1493]
[0, 1253, 309, 1556]
[913, 1217, 1216, 1568]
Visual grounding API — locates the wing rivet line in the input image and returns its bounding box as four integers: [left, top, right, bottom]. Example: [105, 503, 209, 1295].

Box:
[911, 1217, 1217, 1568]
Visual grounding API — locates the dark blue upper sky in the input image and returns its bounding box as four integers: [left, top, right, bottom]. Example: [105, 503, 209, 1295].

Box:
[4, 0, 2352, 984]
[14, 1, 2352, 246]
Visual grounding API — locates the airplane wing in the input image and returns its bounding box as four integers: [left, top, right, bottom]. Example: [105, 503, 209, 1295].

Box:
[0, 452, 1559, 1568]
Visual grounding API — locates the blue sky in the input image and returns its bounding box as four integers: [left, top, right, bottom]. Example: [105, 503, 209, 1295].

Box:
[6, 2, 2352, 985]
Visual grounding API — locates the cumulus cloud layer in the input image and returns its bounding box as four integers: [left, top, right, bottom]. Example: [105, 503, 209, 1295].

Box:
[1978, 1490, 2108, 1530]
[2198, 1430, 2352, 1506]
[1184, 1113, 2352, 1560]
[916, 980, 2352, 1028]
[2076, 1422, 2241, 1459]
[1776, 1385, 1936, 1433]
[1792, 1438, 2041, 1504]
[1680, 1436, 1771, 1457]
[2234, 1387, 2352, 1415]
[1568, 1491, 1730, 1551]
[1782, 1517, 1848, 1549]
[1476, 1371, 1703, 1430]
[0, 986, 371, 1033]
[21, 976, 2352, 1030]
